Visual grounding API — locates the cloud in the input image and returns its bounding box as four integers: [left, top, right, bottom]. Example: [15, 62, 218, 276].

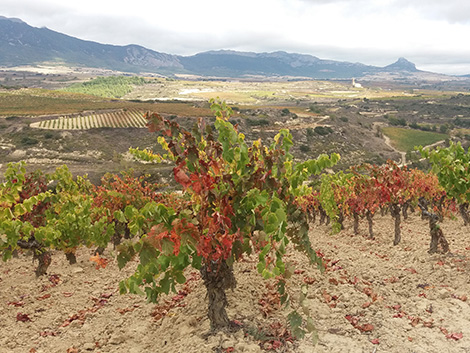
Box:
[392, 0, 470, 24]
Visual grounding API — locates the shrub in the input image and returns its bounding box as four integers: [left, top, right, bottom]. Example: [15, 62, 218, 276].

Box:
[314, 126, 333, 136]
[281, 108, 290, 116]
[300, 144, 310, 153]
[21, 136, 39, 146]
[246, 118, 270, 127]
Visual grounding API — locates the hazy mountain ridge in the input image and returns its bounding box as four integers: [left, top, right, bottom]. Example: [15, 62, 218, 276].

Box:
[0, 16, 447, 79]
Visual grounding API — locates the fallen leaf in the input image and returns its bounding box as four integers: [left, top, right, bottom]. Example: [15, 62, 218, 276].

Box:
[8, 301, 24, 307]
[370, 338, 380, 344]
[329, 278, 339, 285]
[16, 313, 32, 322]
[404, 267, 417, 274]
[303, 276, 316, 284]
[362, 301, 372, 308]
[90, 253, 109, 269]
[407, 337, 413, 342]
[359, 323, 374, 332]
[36, 294, 51, 301]
[66, 348, 79, 353]
[63, 292, 74, 297]
[447, 332, 463, 341]
[39, 331, 57, 337]
[410, 317, 420, 327]
[49, 274, 61, 285]
[440, 327, 449, 335]
[423, 320, 434, 328]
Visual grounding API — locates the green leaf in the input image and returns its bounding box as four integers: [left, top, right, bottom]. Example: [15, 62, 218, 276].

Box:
[175, 272, 186, 284]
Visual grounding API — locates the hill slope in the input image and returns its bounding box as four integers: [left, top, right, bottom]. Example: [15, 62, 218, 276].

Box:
[1, 16, 424, 79]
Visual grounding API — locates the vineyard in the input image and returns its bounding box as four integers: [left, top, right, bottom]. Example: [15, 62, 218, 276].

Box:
[30, 110, 148, 130]
[2, 101, 470, 352]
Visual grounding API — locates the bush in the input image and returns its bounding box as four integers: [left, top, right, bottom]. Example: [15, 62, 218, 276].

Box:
[246, 118, 270, 127]
[300, 144, 310, 153]
[21, 136, 39, 146]
[309, 103, 322, 114]
[314, 126, 333, 136]
[387, 116, 407, 126]
[339, 117, 348, 122]
[306, 128, 314, 137]
[281, 108, 290, 116]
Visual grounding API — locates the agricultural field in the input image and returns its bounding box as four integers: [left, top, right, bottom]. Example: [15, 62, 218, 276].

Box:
[30, 110, 148, 130]
[382, 127, 448, 152]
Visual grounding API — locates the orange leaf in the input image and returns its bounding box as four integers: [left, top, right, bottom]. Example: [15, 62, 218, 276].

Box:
[359, 323, 374, 332]
[90, 253, 109, 269]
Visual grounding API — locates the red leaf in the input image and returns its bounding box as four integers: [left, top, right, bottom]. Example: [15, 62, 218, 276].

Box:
[49, 274, 61, 285]
[329, 278, 339, 285]
[16, 313, 32, 322]
[36, 294, 51, 301]
[8, 301, 24, 307]
[303, 277, 316, 284]
[370, 338, 380, 344]
[359, 323, 374, 332]
[447, 332, 463, 340]
[40, 331, 57, 337]
[404, 267, 417, 274]
[173, 166, 191, 188]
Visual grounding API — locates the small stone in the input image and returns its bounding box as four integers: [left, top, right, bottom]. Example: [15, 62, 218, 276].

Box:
[83, 342, 95, 351]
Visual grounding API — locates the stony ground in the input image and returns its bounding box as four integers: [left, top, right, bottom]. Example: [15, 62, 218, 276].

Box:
[2, 213, 470, 353]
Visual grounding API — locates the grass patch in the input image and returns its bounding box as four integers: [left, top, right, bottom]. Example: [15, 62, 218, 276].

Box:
[382, 127, 448, 151]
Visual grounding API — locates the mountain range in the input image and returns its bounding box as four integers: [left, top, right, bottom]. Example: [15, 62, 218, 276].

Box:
[0, 15, 425, 79]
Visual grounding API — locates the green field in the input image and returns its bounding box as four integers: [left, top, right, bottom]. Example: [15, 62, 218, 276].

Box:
[382, 127, 448, 151]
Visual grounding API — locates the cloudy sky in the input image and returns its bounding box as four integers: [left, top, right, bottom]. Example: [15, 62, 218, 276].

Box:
[2, 0, 470, 75]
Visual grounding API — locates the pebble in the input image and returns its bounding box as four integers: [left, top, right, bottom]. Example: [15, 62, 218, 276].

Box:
[83, 342, 95, 351]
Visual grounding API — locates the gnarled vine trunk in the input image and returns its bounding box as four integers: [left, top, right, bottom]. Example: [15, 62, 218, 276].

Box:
[366, 210, 374, 239]
[390, 204, 401, 246]
[200, 260, 237, 330]
[459, 203, 470, 226]
[353, 212, 360, 235]
[419, 201, 450, 254]
[17, 238, 52, 276]
[34, 250, 52, 277]
[338, 209, 345, 231]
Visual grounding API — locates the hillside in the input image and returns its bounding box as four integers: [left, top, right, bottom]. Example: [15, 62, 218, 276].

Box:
[0, 16, 432, 79]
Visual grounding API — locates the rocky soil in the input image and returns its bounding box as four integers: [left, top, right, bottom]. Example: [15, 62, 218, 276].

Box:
[2, 213, 470, 353]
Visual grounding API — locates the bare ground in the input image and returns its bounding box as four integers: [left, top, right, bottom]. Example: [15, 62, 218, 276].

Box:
[2, 213, 470, 353]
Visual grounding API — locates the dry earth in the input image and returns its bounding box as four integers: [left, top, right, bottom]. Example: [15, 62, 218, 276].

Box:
[2, 213, 470, 353]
